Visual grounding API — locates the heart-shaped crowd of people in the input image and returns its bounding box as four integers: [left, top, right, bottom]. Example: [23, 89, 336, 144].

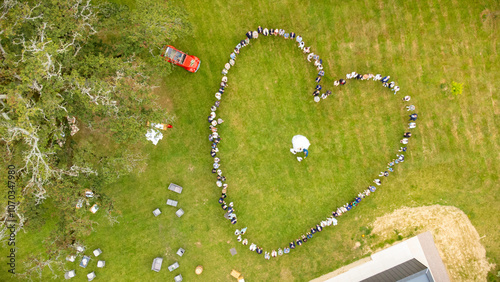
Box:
[208, 26, 418, 260]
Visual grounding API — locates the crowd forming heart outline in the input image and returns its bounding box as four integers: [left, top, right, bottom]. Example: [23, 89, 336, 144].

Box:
[207, 27, 418, 260]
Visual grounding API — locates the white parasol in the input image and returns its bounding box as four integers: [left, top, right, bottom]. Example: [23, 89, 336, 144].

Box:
[292, 135, 310, 151]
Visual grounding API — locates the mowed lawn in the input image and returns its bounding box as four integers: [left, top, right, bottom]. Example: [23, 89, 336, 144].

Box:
[2, 0, 499, 281]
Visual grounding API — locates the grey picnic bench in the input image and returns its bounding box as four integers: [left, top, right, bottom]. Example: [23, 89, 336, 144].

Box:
[166, 199, 178, 207]
[168, 183, 183, 194]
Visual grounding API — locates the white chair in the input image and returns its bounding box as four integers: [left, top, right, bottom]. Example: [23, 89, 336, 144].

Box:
[76, 245, 85, 253]
[175, 209, 184, 217]
[176, 248, 185, 257]
[87, 271, 96, 281]
[64, 270, 76, 279]
[174, 274, 183, 282]
[97, 260, 105, 268]
[66, 255, 76, 262]
[93, 248, 102, 257]
[153, 208, 161, 217]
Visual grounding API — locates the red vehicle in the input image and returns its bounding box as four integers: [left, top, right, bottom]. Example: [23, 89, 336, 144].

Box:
[161, 45, 201, 73]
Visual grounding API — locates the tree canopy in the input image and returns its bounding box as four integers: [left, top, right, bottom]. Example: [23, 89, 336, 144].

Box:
[0, 0, 190, 275]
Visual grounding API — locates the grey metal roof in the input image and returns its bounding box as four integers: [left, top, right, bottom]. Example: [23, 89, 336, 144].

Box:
[360, 259, 428, 282]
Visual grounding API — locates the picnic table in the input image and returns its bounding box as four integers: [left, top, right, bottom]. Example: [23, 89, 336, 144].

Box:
[168, 262, 179, 272]
[166, 199, 178, 207]
[168, 183, 183, 194]
[151, 257, 163, 272]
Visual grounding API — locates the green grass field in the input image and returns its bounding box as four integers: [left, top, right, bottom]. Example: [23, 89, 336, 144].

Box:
[2, 0, 499, 281]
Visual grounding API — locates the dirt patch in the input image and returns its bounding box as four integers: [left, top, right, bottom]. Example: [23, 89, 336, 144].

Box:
[195, 241, 202, 248]
[371, 205, 493, 281]
[353, 242, 361, 249]
[280, 267, 293, 280]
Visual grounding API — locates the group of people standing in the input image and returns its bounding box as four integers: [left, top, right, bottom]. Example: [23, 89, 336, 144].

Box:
[209, 27, 418, 260]
[331, 72, 418, 219]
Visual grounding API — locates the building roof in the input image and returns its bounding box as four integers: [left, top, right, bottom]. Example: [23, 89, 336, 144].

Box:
[311, 231, 450, 282]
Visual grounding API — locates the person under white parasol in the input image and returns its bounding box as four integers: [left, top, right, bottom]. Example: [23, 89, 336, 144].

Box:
[290, 135, 310, 161]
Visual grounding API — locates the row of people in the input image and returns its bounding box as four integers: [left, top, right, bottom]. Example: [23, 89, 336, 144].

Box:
[209, 27, 418, 259]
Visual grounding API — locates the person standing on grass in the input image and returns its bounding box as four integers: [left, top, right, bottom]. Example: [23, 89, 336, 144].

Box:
[381, 75, 390, 83]
[404, 132, 412, 138]
[409, 113, 418, 121]
[249, 243, 257, 251]
[263, 27, 269, 36]
[296, 35, 302, 43]
[339, 79, 346, 85]
[403, 95, 411, 101]
[252, 30, 258, 39]
[290, 32, 296, 39]
[246, 31, 252, 39]
[400, 138, 409, 144]
[406, 105, 415, 111]
[409, 122, 416, 129]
